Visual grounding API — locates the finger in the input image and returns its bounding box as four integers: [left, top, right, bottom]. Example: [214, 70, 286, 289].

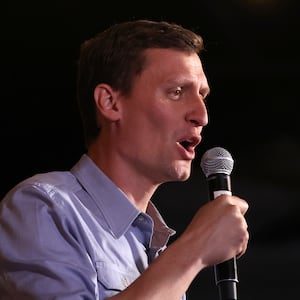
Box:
[230, 196, 249, 215]
[236, 228, 249, 259]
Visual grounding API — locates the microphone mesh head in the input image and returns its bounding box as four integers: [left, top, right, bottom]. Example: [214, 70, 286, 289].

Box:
[200, 147, 234, 177]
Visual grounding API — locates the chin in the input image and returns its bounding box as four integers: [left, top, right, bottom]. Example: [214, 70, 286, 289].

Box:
[160, 161, 192, 183]
[178, 173, 190, 182]
[173, 165, 191, 181]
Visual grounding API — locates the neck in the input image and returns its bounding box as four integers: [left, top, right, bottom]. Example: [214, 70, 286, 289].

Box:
[87, 142, 159, 212]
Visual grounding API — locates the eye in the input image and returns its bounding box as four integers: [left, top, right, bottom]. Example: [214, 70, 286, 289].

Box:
[199, 93, 207, 103]
[200, 87, 210, 102]
[169, 87, 182, 100]
[174, 87, 182, 95]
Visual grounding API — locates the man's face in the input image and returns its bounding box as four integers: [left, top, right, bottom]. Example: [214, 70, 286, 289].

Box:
[116, 48, 209, 185]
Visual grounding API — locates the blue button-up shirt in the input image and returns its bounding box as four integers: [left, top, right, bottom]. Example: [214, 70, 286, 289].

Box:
[0, 154, 185, 299]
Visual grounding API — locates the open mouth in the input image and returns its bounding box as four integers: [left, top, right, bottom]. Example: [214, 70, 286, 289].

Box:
[178, 135, 200, 150]
[179, 140, 193, 151]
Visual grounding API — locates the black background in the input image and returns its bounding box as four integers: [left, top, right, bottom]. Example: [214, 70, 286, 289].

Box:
[1, 1, 300, 299]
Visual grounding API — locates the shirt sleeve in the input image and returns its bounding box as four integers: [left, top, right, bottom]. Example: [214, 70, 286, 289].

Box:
[0, 183, 100, 300]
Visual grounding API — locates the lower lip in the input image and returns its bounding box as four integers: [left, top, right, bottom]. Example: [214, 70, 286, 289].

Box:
[177, 143, 195, 160]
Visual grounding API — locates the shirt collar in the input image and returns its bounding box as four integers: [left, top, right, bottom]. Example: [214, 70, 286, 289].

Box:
[71, 154, 140, 238]
[71, 154, 175, 241]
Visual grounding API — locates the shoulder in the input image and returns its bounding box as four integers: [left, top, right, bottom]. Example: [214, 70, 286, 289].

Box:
[15, 170, 77, 193]
[1, 171, 81, 209]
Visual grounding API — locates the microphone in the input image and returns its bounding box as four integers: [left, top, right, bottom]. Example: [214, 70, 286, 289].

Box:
[200, 147, 238, 300]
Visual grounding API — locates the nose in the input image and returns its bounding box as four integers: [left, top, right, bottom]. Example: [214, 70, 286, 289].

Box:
[186, 97, 208, 127]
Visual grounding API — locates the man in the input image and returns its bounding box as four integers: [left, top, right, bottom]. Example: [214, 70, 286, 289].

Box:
[0, 19, 249, 299]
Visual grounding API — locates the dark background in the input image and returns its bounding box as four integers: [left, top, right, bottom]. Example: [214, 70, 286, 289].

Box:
[1, 1, 299, 299]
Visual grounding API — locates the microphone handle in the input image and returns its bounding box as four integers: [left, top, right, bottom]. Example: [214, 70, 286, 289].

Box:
[207, 173, 238, 300]
[214, 258, 238, 300]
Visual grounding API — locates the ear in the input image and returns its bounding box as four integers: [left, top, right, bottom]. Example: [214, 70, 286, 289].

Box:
[94, 84, 121, 122]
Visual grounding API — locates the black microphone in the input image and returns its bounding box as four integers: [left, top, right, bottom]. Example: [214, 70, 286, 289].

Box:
[200, 147, 238, 300]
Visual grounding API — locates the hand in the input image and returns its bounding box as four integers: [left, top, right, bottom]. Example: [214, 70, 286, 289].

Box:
[180, 194, 249, 268]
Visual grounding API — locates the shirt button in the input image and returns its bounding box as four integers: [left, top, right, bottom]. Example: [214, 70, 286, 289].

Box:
[121, 277, 129, 288]
[138, 215, 145, 222]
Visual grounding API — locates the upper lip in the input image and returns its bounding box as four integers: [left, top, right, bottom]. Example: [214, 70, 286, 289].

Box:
[177, 134, 201, 150]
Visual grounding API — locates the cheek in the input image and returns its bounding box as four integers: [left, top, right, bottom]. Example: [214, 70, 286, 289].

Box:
[145, 110, 174, 137]
[124, 112, 171, 152]
[130, 101, 169, 130]
[122, 95, 179, 144]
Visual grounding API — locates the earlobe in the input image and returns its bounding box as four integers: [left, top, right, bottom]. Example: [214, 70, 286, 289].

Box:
[94, 84, 120, 121]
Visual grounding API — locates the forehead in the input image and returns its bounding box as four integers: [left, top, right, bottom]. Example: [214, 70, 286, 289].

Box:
[141, 48, 207, 85]
[145, 47, 201, 63]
